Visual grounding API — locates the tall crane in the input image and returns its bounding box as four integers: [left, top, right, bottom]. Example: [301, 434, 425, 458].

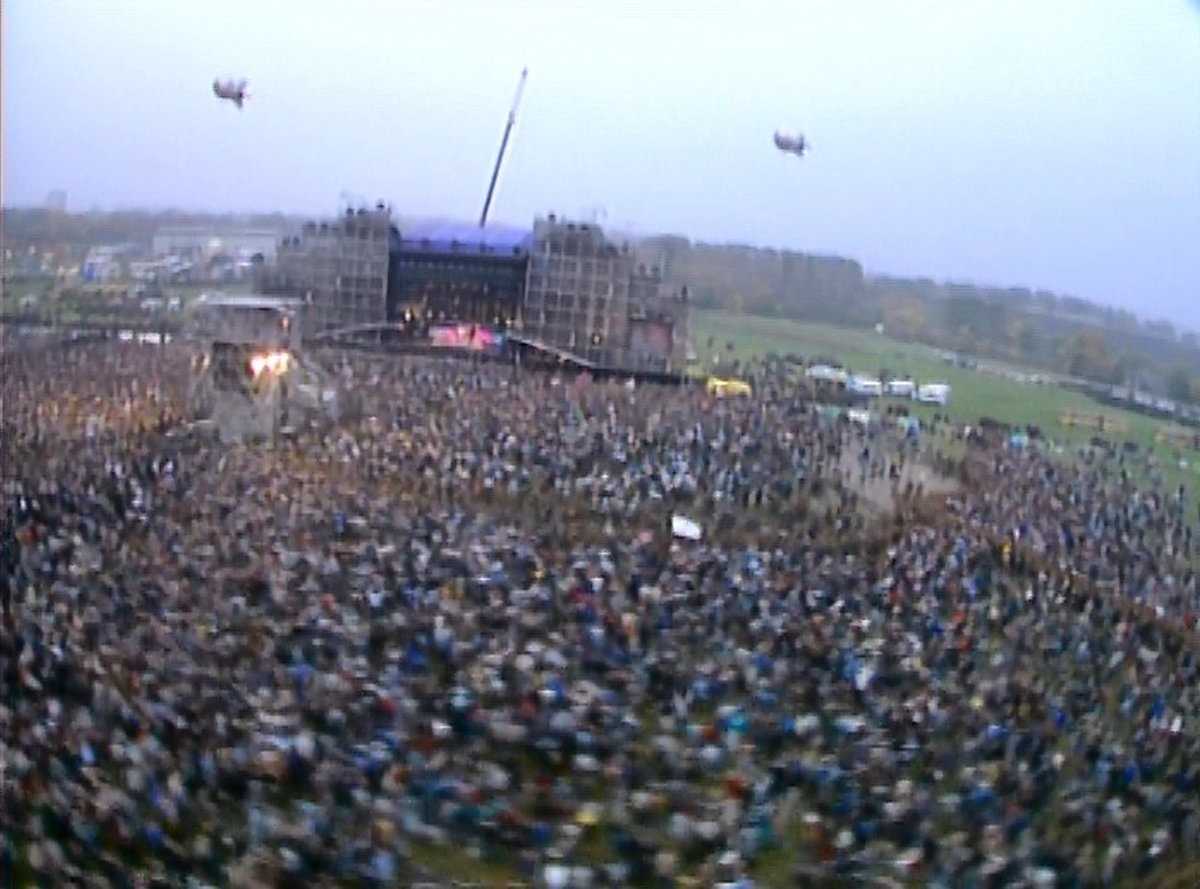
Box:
[479, 67, 528, 228]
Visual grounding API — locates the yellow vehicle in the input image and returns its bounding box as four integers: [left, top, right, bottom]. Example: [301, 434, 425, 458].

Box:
[706, 377, 752, 398]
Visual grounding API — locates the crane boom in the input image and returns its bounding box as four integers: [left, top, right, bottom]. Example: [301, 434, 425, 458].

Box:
[479, 67, 528, 228]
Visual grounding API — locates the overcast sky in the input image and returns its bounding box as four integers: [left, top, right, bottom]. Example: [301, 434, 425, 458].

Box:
[4, 1, 1199, 328]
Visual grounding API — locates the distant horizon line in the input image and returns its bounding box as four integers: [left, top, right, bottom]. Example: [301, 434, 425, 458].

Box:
[3, 201, 1196, 338]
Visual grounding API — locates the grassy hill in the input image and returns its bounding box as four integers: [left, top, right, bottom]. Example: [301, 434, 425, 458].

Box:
[692, 310, 1200, 507]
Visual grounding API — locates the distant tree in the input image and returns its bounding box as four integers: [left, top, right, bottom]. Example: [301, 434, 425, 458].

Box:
[1145, 318, 1178, 341]
[1060, 329, 1120, 383]
[1113, 308, 1140, 331]
[1013, 320, 1040, 359]
[1167, 367, 1197, 404]
[1034, 290, 1058, 312]
[881, 296, 927, 340]
[944, 291, 1009, 353]
[1114, 352, 1150, 386]
[1060, 296, 1096, 317]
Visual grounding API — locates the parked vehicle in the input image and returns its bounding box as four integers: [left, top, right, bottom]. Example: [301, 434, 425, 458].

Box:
[848, 376, 883, 397]
[915, 383, 952, 406]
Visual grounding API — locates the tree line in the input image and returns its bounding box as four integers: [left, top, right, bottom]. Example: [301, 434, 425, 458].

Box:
[640, 235, 1199, 402]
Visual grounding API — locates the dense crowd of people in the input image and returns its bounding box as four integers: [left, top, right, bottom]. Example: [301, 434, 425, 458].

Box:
[2, 339, 1198, 888]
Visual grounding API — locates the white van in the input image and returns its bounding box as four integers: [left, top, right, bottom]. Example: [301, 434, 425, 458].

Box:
[915, 383, 952, 406]
[885, 379, 915, 397]
[805, 364, 848, 384]
[848, 376, 883, 397]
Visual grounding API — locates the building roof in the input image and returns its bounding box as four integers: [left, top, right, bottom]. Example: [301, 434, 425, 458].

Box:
[396, 221, 531, 255]
[196, 293, 303, 310]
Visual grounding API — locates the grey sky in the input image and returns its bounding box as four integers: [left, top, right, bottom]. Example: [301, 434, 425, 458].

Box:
[4, 1, 1199, 328]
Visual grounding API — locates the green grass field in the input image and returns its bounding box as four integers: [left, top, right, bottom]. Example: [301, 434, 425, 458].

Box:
[692, 310, 1200, 506]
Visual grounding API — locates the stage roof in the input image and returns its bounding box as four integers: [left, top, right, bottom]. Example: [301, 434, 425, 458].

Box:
[396, 221, 531, 255]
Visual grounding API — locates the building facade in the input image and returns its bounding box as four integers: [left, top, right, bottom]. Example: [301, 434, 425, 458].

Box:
[272, 207, 392, 338]
[153, 227, 284, 261]
[520, 215, 688, 372]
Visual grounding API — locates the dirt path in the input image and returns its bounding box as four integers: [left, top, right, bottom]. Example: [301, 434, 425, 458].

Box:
[838, 453, 960, 514]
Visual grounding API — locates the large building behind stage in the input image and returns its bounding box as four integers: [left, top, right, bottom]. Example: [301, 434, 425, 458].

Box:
[524, 216, 688, 373]
[268, 206, 393, 337]
[259, 205, 689, 375]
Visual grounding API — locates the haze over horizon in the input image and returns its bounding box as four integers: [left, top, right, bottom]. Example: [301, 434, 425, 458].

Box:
[4, 1, 1199, 328]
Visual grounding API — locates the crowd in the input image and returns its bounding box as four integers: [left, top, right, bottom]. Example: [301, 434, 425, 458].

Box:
[2, 340, 1198, 889]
